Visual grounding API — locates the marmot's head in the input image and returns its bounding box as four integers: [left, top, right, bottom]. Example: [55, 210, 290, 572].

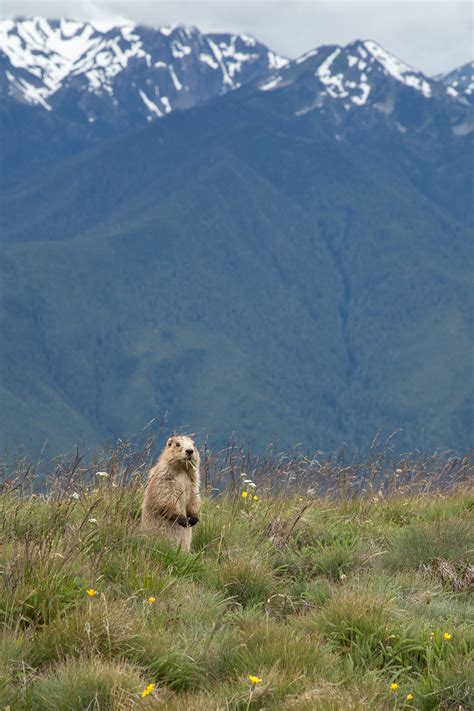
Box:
[162, 435, 200, 469]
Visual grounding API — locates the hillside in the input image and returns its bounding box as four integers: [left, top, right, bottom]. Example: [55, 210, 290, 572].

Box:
[1, 84, 473, 455]
[0, 23, 473, 456]
[1, 442, 473, 709]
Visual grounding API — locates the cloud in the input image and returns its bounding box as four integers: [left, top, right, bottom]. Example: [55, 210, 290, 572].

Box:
[1, 1, 472, 74]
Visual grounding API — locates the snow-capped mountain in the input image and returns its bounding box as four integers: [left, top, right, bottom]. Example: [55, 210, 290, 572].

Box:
[439, 61, 474, 104]
[1, 17, 472, 191]
[257, 39, 472, 138]
[260, 39, 466, 107]
[0, 17, 287, 120]
[1, 18, 471, 135]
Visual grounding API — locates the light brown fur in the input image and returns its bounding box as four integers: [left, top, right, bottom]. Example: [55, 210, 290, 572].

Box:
[140, 435, 201, 552]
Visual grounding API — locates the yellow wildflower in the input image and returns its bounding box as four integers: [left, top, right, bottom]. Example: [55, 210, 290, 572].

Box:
[253, 495, 259, 501]
[86, 588, 97, 597]
[148, 596, 156, 604]
[241, 491, 248, 498]
[406, 693, 414, 701]
[390, 683, 398, 691]
[443, 632, 452, 640]
[249, 676, 262, 685]
[141, 683, 155, 698]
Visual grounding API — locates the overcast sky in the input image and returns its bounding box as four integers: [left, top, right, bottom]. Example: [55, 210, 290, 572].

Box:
[2, 1, 473, 75]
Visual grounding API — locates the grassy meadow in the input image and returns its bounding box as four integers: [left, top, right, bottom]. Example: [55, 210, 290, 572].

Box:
[1, 439, 473, 710]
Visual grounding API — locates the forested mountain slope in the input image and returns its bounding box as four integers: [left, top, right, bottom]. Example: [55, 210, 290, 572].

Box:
[0, 26, 472, 454]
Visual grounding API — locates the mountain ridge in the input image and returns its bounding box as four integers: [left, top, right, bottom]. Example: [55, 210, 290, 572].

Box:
[1, 17, 472, 194]
[0, 17, 287, 118]
[1, 17, 472, 128]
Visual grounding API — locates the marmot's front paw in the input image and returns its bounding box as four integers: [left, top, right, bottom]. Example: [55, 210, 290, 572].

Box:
[187, 515, 199, 527]
[176, 515, 189, 527]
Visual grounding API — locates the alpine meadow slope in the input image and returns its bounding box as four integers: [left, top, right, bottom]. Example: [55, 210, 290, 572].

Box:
[0, 21, 473, 455]
[1, 444, 473, 710]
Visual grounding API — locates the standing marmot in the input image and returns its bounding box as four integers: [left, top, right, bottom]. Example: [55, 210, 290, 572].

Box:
[141, 435, 201, 552]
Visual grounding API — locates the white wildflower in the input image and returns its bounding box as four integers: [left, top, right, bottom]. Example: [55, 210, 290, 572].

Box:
[70, 492, 80, 500]
[88, 518, 98, 524]
[96, 471, 109, 477]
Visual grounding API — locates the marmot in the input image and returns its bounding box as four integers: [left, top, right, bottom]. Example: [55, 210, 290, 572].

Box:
[140, 435, 201, 552]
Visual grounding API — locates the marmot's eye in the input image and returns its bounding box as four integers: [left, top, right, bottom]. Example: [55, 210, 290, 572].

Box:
[168, 441, 172, 447]
[176, 442, 180, 447]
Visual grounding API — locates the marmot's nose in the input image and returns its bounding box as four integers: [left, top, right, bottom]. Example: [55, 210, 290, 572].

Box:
[185, 448, 194, 456]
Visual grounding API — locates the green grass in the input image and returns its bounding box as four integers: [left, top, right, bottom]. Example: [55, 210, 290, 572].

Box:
[0, 456, 472, 710]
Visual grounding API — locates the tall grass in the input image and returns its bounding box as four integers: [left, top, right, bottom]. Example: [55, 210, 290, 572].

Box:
[0, 438, 472, 709]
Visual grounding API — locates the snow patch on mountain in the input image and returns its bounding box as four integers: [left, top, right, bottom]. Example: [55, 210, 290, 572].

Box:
[260, 75, 284, 92]
[439, 61, 474, 104]
[316, 48, 348, 99]
[200, 53, 219, 70]
[139, 88, 163, 117]
[159, 26, 177, 37]
[268, 51, 288, 70]
[206, 38, 234, 88]
[171, 39, 192, 58]
[363, 40, 431, 97]
[296, 47, 319, 65]
[168, 64, 182, 90]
